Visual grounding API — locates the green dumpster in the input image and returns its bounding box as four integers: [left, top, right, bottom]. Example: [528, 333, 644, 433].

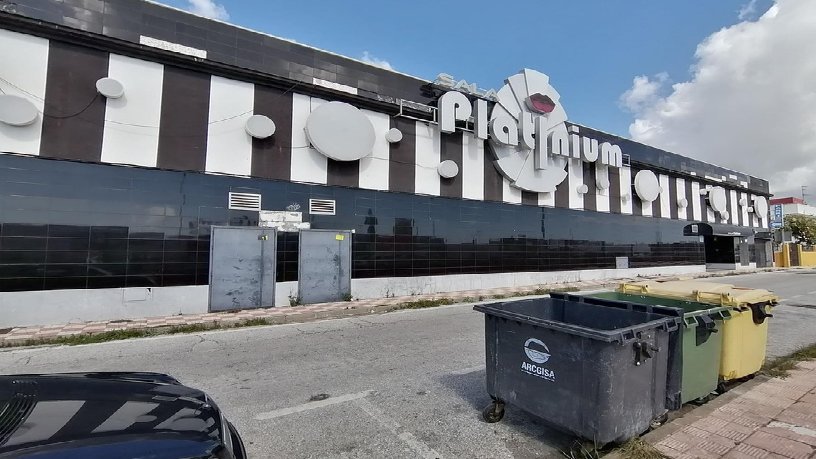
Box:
[589, 292, 731, 404]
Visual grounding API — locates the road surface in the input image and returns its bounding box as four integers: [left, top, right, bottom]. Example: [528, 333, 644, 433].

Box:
[1, 269, 814, 458]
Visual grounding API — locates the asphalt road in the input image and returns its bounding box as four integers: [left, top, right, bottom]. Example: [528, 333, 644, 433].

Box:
[1, 269, 814, 458]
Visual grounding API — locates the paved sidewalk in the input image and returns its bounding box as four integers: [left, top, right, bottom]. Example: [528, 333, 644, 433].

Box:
[0, 267, 781, 347]
[650, 361, 816, 459]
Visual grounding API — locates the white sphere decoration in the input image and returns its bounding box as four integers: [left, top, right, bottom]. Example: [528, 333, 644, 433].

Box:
[747, 206, 755, 213]
[721, 211, 730, 221]
[596, 175, 611, 190]
[708, 187, 728, 213]
[305, 101, 376, 161]
[753, 196, 769, 217]
[677, 198, 688, 209]
[0, 94, 38, 126]
[576, 184, 589, 194]
[96, 77, 124, 99]
[634, 170, 660, 202]
[437, 160, 459, 178]
[621, 193, 631, 203]
[385, 128, 403, 143]
[245, 114, 276, 139]
[739, 197, 748, 207]
[699, 188, 709, 196]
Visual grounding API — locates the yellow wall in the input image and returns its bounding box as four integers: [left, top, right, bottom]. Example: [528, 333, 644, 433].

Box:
[801, 249, 816, 267]
[775, 244, 791, 267]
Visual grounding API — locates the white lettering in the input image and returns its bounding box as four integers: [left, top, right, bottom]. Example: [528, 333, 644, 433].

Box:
[520, 361, 556, 381]
[519, 112, 535, 150]
[473, 99, 489, 140]
[438, 91, 472, 134]
[434, 73, 455, 88]
[582, 136, 599, 162]
[489, 116, 519, 146]
[568, 125, 581, 159]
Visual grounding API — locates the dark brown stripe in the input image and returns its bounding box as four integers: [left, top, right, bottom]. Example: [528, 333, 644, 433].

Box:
[653, 176, 663, 218]
[685, 180, 695, 221]
[583, 163, 597, 212]
[388, 118, 415, 194]
[631, 169, 642, 216]
[40, 42, 108, 162]
[748, 195, 754, 228]
[669, 177, 679, 219]
[554, 161, 569, 208]
[252, 85, 292, 180]
[483, 144, 503, 202]
[521, 191, 538, 205]
[327, 159, 359, 187]
[609, 167, 621, 214]
[156, 66, 210, 171]
[439, 132, 463, 198]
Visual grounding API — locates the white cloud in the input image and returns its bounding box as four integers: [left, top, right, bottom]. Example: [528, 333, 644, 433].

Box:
[185, 0, 229, 20]
[622, 0, 816, 198]
[619, 72, 669, 114]
[361, 51, 394, 71]
[738, 0, 759, 20]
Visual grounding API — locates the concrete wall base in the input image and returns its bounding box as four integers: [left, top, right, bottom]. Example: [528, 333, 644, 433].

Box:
[1, 265, 706, 328]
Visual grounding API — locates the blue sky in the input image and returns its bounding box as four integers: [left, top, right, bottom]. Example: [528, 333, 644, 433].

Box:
[162, 0, 771, 138]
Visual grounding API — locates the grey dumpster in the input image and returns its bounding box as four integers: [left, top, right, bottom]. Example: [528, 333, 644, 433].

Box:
[474, 297, 680, 445]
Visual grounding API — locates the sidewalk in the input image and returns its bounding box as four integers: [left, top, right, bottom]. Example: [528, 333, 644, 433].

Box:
[0, 267, 780, 347]
[648, 361, 816, 459]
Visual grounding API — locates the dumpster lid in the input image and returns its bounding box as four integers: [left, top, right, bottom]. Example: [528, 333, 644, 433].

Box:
[581, 291, 732, 324]
[683, 222, 754, 237]
[618, 280, 779, 309]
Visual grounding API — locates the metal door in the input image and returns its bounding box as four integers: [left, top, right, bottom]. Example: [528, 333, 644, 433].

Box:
[739, 241, 750, 266]
[298, 229, 352, 304]
[209, 227, 276, 312]
[790, 243, 801, 266]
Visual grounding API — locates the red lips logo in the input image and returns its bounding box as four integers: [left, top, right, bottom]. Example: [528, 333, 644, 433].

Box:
[526, 93, 556, 114]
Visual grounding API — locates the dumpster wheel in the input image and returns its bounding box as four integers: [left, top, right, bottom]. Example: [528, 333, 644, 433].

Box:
[482, 402, 505, 423]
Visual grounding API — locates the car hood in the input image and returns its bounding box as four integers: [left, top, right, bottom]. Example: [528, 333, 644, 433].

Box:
[0, 372, 225, 458]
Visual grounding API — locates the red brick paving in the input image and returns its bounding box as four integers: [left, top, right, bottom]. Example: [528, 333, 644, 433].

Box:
[654, 362, 816, 458]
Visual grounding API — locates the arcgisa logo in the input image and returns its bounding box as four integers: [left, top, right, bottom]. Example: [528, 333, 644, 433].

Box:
[521, 337, 556, 382]
[523, 338, 550, 363]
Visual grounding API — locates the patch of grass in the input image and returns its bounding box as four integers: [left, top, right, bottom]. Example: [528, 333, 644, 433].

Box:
[393, 298, 457, 310]
[561, 440, 602, 459]
[52, 328, 151, 346]
[611, 439, 667, 459]
[762, 342, 816, 378]
[239, 318, 271, 327]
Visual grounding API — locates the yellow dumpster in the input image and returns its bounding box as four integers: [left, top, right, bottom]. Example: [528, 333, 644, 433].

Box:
[618, 280, 777, 381]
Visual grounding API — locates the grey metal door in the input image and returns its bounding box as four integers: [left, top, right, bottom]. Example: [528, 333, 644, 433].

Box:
[209, 227, 276, 312]
[298, 229, 352, 304]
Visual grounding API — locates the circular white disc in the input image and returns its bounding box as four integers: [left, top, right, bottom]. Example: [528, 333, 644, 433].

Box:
[621, 193, 631, 203]
[246, 114, 276, 139]
[96, 77, 124, 99]
[708, 187, 728, 213]
[576, 184, 589, 194]
[753, 196, 768, 217]
[596, 175, 610, 190]
[385, 128, 403, 143]
[677, 198, 688, 209]
[305, 101, 375, 161]
[721, 211, 730, 221]
[0, 94, 38, 126]
[437, 160, 459, 178]
[634, 170, 660, 202]
[739, 197, 748, 207]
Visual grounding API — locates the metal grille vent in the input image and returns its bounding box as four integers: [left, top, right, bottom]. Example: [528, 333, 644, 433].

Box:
[228, 192, 261, 211]
[309, 199, 336, 216]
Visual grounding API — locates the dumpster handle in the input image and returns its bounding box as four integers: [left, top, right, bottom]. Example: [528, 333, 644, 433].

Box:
[749, 302, 773, 325]
[633, 341, 659, 366]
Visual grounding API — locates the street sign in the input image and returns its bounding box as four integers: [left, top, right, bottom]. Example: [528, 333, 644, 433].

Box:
[771, 204, 784, 229]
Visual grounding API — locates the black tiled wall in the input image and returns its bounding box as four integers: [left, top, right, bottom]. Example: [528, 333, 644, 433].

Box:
[0, 154, 708, 292]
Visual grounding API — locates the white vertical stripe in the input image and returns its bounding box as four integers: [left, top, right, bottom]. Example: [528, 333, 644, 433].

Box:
[659, 174, 671, 219]
[568, 158, 584, 210]
[539, 191, 555, 207]
[358, 110, 389, 191]
[414, 121, 440, 196]
[642, 198, 653, 217]
[595, 163, 610, 212]
[290, 94, 327, 184]
[620, 167, 633, 214]
[676, 178, 688, 220]
[729, 189, 739, 225]
[502, 178, 522, 204]
[204, 76, 253, 176]
[741, 192, 750, 227]
[690, 182, 702, 221]
[461, 132, 484, 201]
[0, 29, 49, 156]
[101, 55, 164, 167]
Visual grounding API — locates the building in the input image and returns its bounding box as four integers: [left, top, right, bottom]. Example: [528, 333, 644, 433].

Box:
[0, 0, 772, 327]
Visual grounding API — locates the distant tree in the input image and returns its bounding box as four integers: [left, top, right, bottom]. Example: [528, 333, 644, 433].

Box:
[784, 214, 816, 246]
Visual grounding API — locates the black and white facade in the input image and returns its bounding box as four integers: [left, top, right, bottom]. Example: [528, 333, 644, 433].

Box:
[0, 0, 772, 327]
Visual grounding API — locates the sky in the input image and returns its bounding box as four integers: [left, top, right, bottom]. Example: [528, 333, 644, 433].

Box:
[160, 0, 813, 200]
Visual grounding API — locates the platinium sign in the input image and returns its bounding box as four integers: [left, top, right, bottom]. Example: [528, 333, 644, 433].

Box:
[437, 69, 624, 193]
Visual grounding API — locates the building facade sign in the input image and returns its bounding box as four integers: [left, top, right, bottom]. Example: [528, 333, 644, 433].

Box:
[438, 69, 624, 193]
[771, 204, 784, 229]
